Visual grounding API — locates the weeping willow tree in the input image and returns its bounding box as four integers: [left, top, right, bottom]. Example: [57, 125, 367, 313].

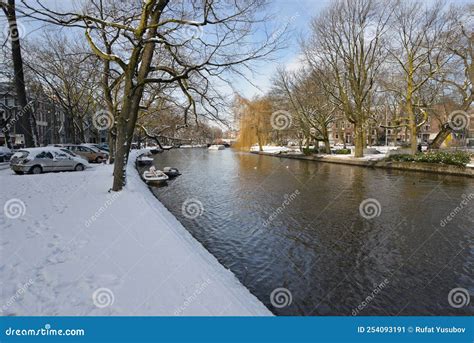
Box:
[234, 95, 272, 151]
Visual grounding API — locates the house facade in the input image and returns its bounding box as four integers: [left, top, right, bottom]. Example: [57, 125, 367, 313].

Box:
[330, 107, 473, 148]
[0, 82, 72, 147]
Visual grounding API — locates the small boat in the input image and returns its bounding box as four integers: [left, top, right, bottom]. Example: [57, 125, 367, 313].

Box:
[136, 155, 154, 166]
[208, 144, 225, 150]
[142, 166, 169, 183]
[150, 148, 163, 154]
[163, 167, 181, 178]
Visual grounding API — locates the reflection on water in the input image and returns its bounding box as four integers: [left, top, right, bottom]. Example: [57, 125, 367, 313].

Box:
[140, 148, 474, 316]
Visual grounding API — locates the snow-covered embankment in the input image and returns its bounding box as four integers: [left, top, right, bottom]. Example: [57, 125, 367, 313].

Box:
[0, 152, 271, 316]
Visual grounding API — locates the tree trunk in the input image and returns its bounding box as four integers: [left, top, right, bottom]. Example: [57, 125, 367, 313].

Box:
[429, 123, 452, 149]
[354, 123, 364, 157]
[111, 81, 132, 191]
[112, 133, 126, 190]
[323, 138, 331, 154]
[111, 73, 140, 191]
[322, 127, 331, 154]
[257, 130, 263, 151]
[5, 0, 37, 147]
[108, 130, 116, 164]
[110, 0, 173, 191]
[407, 106, 418, 155]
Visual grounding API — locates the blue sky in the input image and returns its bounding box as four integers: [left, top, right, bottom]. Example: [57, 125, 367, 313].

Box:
[5, 0, 472, 99]
[234, 0, 331, 97]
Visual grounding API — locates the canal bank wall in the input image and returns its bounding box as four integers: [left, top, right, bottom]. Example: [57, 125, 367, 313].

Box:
[251, 151, 474, 178]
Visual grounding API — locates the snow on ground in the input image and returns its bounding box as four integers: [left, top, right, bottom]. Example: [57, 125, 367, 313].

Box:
[0, 154, 271, 316]
[251, 145, 390, 159]
[318, 153, 387, 161]
[254, 145, 474, 167]
[250, 145, 301, 154]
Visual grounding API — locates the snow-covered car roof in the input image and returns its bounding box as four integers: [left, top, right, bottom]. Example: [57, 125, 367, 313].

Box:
[0, 146, 11, 153]
[17, 147, 75, 157]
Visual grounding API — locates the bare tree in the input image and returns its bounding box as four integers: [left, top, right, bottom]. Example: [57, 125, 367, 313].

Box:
[382, 0, 452, 154]
[25, 34, 101, 144]
[20, 0, 282, 191]
[273, 67, 336, 153]
[430, 4, 473, 149]
[303, 0, 393, 157]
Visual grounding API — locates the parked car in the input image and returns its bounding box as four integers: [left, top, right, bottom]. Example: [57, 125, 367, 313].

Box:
[97, 143, 109, 152]
[59, 148, 89, 164]
[82, 143, 109, 154]
[63, 144, 108, 163]
[10, 147, 89, 175]
[0, 147, 13, 162]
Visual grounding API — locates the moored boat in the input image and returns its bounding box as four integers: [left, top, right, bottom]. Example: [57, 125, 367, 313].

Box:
[150, 148, 163, 154]
[136, 155, 154, 166]
[208, 144, 225, 150]
[163, 167, 181, 178]
[142, 166, 169, 183]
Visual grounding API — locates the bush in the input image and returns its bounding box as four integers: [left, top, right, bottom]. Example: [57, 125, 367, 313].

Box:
[302, 147, 318, 155]
[334, 148, 351, 155]
[386, 151, 471, 167]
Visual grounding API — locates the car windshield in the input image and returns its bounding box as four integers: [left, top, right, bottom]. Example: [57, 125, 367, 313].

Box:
[84, 145, 99, 152]
[12, 150, 29, 159]
[60, 149, 76, 157]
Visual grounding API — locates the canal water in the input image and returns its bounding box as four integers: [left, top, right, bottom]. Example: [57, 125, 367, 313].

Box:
[140, 148, 474, 316]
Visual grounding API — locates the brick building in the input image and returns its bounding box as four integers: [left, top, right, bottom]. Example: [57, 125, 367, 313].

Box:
[330, 105, 473, 148]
